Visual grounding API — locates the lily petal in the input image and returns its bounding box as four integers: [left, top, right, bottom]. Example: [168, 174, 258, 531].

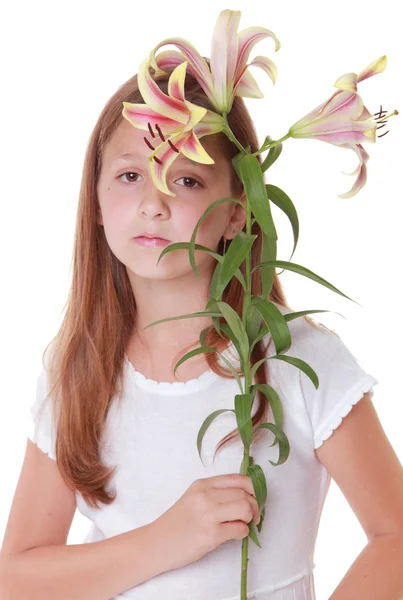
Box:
[122, 101, 184, 135]
[148, 132, 189, 197]
[148, 37, 216, 107]
[210, 9, 241, 112]
[234, 68, 264, 99]
[189, 107, 224, 137]
[337, 144, 369, 199]
[236, 25, 280, 83]
[357, 55, 387, 84]
[168, 60, 188, 103]
[180, 130, 216, 164]
[137, 58, 188, 125]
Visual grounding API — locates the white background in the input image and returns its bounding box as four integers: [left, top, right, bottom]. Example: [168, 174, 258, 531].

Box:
[0, 1, 402, 598]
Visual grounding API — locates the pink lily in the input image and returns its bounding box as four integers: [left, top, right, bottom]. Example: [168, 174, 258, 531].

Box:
[147, 9, 281, 113]
[122, 58, 225, 197]
[288, 56, 397, 199]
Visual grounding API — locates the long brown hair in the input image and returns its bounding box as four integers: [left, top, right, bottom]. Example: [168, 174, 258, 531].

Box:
[40, 59, 334, 509]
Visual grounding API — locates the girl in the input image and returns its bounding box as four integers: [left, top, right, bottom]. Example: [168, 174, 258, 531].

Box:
[1, 62, 403, 600]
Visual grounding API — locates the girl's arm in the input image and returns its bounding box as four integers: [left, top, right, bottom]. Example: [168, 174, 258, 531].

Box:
[0, 520, 164, 600]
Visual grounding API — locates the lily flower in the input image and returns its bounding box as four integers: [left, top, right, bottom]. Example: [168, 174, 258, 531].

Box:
[122, 58, 225, 197]
[288, 56, 397, 199]
[147, 9, 281, 114]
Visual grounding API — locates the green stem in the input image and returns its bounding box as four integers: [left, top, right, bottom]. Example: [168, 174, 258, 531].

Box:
[221, 113, 258, 599]
[252, 132, 292, 155]
[222, 113, 248, 154]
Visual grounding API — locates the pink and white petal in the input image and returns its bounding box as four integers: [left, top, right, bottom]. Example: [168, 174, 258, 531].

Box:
[233, 68, 264, 99]
[357, 55, 387, 84]
[149, 37, 214, 92]
[334, 72, 358, 94]
[338, 145, 368, 199]
[180, 131, 216, 164]
[294, 122, 376, 146]
[236, 26, 280, 81]
[152, 49, 187, 72]
[340, 143, 370, 176]
[168, 61, 188, 103]
[243, 55, 278, 86]
[122, 101, 185, 135]
[210, 9, 241, 110]
[138, 58, 188, 125]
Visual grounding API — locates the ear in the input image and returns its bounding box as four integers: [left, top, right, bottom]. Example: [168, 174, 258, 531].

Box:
[97, 206, 103, 226]
[224, 189, 247, 239]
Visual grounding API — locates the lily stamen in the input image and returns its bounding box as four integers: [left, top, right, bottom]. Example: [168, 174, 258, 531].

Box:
[147, 122, 156, 138]
[144, 137, 155, 150]
[155, 123, 165, 141]
[152, 155, 163, 165]
[168, 139, 180, 153]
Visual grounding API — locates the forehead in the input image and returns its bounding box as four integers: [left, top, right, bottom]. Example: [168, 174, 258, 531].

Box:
[105, 118, 227, 169]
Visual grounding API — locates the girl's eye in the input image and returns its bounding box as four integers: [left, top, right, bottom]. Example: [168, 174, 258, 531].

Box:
[119, 172, 142, 184]
[118, 172, 201, 189]
[176, 176, 201, 189]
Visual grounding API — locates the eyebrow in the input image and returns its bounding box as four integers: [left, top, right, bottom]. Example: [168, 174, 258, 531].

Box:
[111, 151, 214, 169]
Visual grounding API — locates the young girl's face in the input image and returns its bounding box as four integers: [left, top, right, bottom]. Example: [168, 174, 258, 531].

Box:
[96, 118, 245, 282]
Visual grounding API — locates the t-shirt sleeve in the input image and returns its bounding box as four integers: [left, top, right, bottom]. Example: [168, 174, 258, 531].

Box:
[298, 325, 379, 450]
[27, 365, 58, 461]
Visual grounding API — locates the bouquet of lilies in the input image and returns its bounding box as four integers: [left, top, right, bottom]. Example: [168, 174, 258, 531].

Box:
[121, 9, 397, 599]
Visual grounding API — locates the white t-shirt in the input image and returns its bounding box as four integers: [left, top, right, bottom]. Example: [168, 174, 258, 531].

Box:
[27, 303, 379, 600]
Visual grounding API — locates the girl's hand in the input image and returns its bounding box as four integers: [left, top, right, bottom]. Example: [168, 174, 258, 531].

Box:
[150, 473, 260, 571]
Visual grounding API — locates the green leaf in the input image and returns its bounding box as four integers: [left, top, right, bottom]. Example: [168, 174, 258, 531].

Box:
[139, 310, 222, 332]
[245, 305, 263, 348]
[234, 393, 254, 448]
[260, 234, 277, 300]
[196, 408, 236, 467]
[252, 260, 359, 305]
[256, 422, 290, 465]
[185, 197, 244, 278]
[173, 345, 216, 376]
[215, 231, 257, 298]
[250, 297, 292, 354]
[156, 242, 246, 291]
[265, 184, 299, 267]
[249, 356, 271, 381]
[237, 154, 277, 241]
[260, 135, 283, 172]
[216, 302, 250, 366]
[271, 354, 319, 389]
[247, 463, 267, 522]
[250, 383, 283, 429]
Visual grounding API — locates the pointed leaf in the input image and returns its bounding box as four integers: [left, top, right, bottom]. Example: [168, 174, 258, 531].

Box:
[265, 184, 299, 266]
[173, 345, 216, 375]
[139, 310, 222, 332]
[252, 260, 359, 305]
[234, 393, 253, 448]
[216, 231, 257, 298]
[238, 154, 278, 241]
[271, 354, 319, 389]
[250, 383, 283, 428]
[250, 297, 292, 354]
[216, 302, 250, 365]
[260, 135, 283, 172]
[197, 408, 236, 467]
[260, 233, 277, 300]
[256, 422, 290, 465]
